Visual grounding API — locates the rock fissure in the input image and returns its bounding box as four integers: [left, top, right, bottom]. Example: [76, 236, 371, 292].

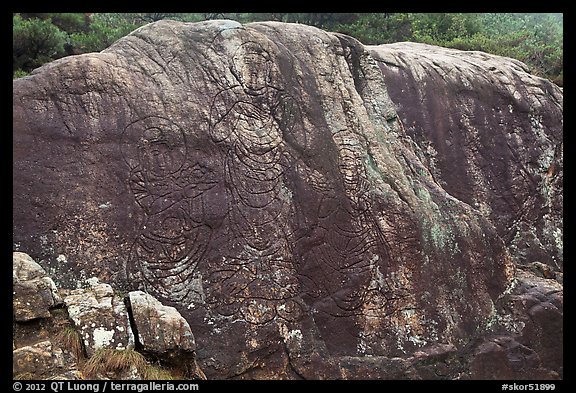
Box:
[123, 295, 143, 351]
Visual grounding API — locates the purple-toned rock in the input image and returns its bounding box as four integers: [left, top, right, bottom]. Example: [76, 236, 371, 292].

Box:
[469, 336, 558, 380]
[369, 42, 563, 272]
[12, 20, 562, 379]
[492, 270, 563, 378]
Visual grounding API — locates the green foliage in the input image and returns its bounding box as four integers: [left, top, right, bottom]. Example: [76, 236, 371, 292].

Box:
[49, 13, 89, 33]
[420, 13, 563, 85]
[335, 13, 562, 85]
[69, 14, 141, 53]
[13, 13, 67, 72]
[12, 13, 563, 85]
[334, 13, 414, 44]
[13, 69, 29, 79]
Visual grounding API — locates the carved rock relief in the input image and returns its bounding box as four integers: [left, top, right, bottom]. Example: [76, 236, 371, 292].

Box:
[13, 21, 524, 378]
[120, 39, 401, 332]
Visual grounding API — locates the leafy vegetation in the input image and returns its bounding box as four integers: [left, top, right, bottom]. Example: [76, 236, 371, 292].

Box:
[332, 13, 563, 85]
[13, 13, 563, 85]
[13, 14, 67, 74]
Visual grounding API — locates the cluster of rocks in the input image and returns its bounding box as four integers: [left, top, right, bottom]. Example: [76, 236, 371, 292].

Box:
[13, 252, 205, 380]
[468, 269, 562, 380]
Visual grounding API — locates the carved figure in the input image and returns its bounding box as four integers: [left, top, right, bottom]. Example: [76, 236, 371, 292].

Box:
[121, 116, 217, 302]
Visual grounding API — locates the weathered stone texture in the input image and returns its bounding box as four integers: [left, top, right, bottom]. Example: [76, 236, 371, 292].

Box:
[128, 290, 196, 354]
[63, 280, 134, 356]
[127, 290, 204, 378]
[491, 270, 563, 378]
[13, 21, 562, 379]
[13, 253, 205, 380]
[13, 252, 62, 321]
[13, 340, 66, 378]
[369, 43, 563, 271]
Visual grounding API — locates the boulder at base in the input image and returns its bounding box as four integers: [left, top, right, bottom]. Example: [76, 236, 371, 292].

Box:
[64, 280, 134, 356]
[13, 252, 62, 321]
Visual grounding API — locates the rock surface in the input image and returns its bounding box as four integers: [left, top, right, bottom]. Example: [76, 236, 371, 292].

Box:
[13, 252, 62, 321]
[13, 340, 65, 378]
[128, 291, 195, 354]
[490, 270, 563, 379]
[13, 252, 204, 380]
[128, 291, 205, 378]
[369, 42, 563, 272]
[64, 280, 134, 356]
[13, 21, 562, 379]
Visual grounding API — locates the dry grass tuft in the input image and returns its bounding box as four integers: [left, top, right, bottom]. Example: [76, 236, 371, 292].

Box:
[56, 326, 85, 361]
[143, 364, 176, 380]
[82, 348, 148, 378]
[82, 348, 180, 379]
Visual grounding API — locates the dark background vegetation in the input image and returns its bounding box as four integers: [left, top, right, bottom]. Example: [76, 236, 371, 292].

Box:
[13, 13, 563, 86]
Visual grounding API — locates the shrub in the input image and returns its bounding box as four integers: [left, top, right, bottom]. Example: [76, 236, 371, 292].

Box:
[13, 14, 67, 72]
[13, 69, 29, 79]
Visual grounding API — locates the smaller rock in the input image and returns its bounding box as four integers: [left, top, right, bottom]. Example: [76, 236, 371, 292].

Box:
[412, 343, 459, 379]
[127, 291, 195, 354]
[338, 356, 417, 379]
[64, 280, 134, 357]
[469, 339, 514, 379]
[127, 291, 205, 379]
[491, 270, 563, 379]
[13, 252, 62, 321]
[469, 336, 559, 380]
[413, 343, 457, 360]
[13, 340, 65, 378]
[45, 370, 84, 380]
[554, 272, 563, 285]
[521, 261, 556, 280]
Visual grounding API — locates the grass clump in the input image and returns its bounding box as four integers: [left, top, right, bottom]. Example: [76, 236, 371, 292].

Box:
[83, 348, 148, 379]
[82, 348, 178, 379]
[143, 364, 176, 380]
[56, 326, 85, 361]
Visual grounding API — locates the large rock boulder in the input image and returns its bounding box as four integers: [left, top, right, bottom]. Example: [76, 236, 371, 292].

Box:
[13, 20, 562, 379]
[13, 252, 62, 321]
[127, 291, 195, 354]
[369, 43, 563, 271]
